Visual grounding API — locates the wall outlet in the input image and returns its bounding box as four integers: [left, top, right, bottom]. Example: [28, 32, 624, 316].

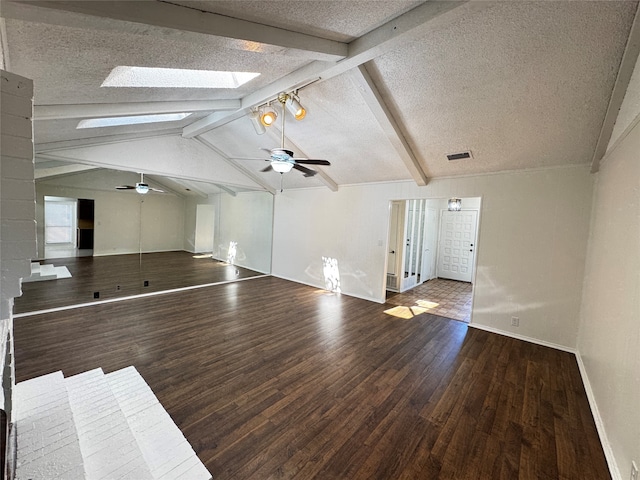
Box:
[511, 316, 519, 327]
[631, 461, 638, 480]
[143, 280, 149, 287]
[116, 285, 121, 291]
[93, 291, 99, 299]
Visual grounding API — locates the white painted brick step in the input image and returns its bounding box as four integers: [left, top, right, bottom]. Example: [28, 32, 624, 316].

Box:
[106, 367, 211, 480]
[14, 371, 86, 480]
[65, 368, 154, 480]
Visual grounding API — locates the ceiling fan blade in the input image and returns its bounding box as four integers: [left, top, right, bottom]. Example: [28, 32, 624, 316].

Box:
[115, 185, 135, 190]
[149, 187, 165, 193]
[293, 164, 317, 177]
[294, 159, 331, 166]
[229, 157, 270, 161]
[261, 165, 274, 173]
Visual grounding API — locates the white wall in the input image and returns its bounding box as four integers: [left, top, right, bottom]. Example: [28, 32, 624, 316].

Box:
[576, 83, 640, 480]
[184, 191, 273, 274]
[36, 181, 185, 257]
[273, 165, 593, 350]
[216, 192, 273, 274]
[0, 70, 36, 419]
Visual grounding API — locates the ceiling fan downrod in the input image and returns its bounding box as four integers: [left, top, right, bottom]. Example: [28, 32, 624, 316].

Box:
[277, 92, 289, 149]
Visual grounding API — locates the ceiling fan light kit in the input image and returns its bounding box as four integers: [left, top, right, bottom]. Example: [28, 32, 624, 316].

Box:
[115, 173, 164, 194]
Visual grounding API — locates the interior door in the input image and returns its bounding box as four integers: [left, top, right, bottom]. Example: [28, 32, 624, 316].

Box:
[437, 210, 478, 282]
[387, 202, 402, 277]
[401, 199, 426, 291]
[421, 207, 438, 282]
[195, 204, 215, 253]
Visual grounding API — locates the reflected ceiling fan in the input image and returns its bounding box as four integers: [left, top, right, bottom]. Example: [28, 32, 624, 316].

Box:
[115, 173, 164, 194]
[243, 92, 331, 177]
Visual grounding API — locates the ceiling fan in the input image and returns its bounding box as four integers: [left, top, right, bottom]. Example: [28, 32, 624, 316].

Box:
[115, 173, 164, 194]
[244, 92, 331, 177]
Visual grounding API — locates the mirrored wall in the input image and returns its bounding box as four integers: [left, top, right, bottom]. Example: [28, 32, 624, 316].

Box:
[17, 168, 274, 313]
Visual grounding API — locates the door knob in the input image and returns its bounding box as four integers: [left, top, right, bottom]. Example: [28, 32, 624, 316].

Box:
[390, 250, 395, 254]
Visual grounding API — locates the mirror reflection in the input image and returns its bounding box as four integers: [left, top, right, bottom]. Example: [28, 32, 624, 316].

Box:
[15, 168, 273, 314]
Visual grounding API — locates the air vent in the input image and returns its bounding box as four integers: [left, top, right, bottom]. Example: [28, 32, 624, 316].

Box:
[446, 150, 473, 161]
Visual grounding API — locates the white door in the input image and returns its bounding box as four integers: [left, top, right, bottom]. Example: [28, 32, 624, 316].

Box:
[421, 207, 438, 282]
[401, 199, 426, 291]
[437, 210, 478, 282]
[386, 202, 403, 277]
[194, 204, 215, 253]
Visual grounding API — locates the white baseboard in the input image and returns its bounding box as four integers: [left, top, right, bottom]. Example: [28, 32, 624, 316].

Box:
[575, 352, 621, 480]
[467, 323, 576, 353]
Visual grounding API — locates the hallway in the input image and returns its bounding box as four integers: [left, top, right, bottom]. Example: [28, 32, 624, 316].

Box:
[386, 278, 473, 323]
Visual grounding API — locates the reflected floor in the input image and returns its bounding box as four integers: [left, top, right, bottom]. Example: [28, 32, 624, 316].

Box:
[386, 278, 472, 323]
[14, 251, 264, 314]
[45, 245, 93, 259]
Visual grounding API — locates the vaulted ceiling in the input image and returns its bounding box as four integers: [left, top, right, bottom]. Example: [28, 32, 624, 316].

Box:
[1, 1, 638, 194]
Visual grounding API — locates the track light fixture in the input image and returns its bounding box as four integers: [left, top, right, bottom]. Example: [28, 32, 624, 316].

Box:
[249, 109, 266, 135]
[285, 93, 306, 120]
[252, 91, 308, 134]
[260, 104, 277, 127]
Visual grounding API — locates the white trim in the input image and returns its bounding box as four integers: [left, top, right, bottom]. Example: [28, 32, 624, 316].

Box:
[602, 111, 640, 168]
[0, 17, 10, 71]
[91, 248, 183, 257]
[467, 323, 576, 354]
[575, 352, 622, 480]
[13, 274, 268, 318]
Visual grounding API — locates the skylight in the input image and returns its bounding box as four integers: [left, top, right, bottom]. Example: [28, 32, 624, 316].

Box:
[102, 66, 260, 89]
[77, 113, 191, 129]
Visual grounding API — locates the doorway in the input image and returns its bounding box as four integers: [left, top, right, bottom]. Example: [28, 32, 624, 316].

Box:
[384, 197, 481, 323]
[194, 204, 215, 254]
[44, 196, 94, 259]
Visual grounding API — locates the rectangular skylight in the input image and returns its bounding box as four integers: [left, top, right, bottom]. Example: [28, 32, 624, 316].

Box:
[77, 112, 191, 129]
[102, 66, 260, 89]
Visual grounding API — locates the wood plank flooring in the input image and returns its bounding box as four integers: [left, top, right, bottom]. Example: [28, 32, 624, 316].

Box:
[14, 251, 263, 313]
[13, 275, 610, 479]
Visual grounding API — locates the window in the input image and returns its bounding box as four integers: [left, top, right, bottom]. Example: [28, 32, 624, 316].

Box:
[45, 199, 77, 245]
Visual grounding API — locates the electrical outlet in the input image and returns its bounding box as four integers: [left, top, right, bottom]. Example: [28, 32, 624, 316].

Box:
[511, 316, 519, 327]
[93, 291, 99, 299]
[631, 461, 638, 480]
[116, 285, 121, 291]
[143, 280, 149, 287]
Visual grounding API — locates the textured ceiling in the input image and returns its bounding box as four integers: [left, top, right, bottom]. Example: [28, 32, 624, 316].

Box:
[5, 18, 308, 104]
[171, 1, 424, 42]
[370, 1, 637, 177]
[1, 0, 638, 193]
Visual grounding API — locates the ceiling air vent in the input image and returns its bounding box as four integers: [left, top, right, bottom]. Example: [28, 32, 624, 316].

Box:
[446, 150, 473, 161]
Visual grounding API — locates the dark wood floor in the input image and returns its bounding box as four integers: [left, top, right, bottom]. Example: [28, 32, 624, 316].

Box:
[14, 251, 263, 313]
[14, 275, 610, 479]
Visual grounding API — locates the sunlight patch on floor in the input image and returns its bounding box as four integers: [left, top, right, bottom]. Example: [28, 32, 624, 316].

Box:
[416, 299, 439, 309]
[384, 305, 428, 319]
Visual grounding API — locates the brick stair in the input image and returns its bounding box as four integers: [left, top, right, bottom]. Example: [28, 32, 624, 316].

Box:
[13, 367, 211, 480]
